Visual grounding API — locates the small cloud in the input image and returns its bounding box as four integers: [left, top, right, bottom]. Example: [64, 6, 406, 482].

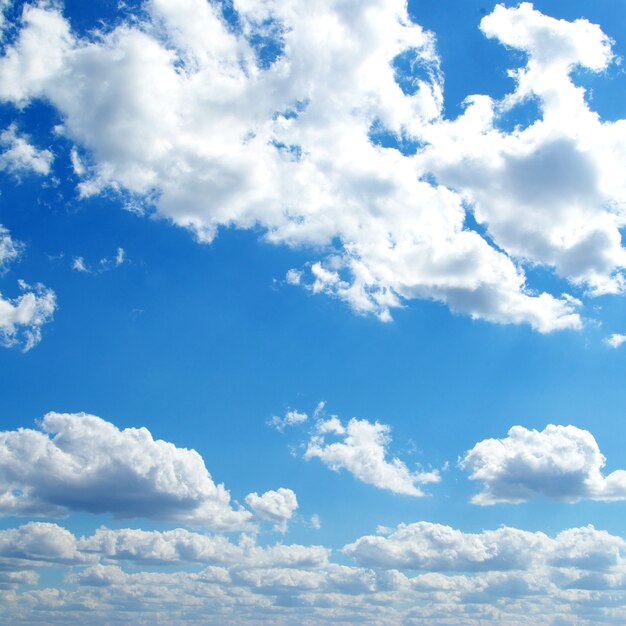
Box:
[310, 514, 321, 530]
[269, 409, 309, 432]
[245, 488, 298, 533]
[604, 333, 626, 348]
[72, 256, 88, 273]
[285, 268, 302, 285]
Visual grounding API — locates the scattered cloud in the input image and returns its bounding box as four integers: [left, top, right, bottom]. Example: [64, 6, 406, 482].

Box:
[0, 124, 53, 176]
[344, 521, 625, 573]
[268, 409, 309, 432]
[304, 414, 440, 496]
[605, 333, 626, 348]
[460, 424, 626, 504]
[71, 247, 126, 274]
[0, 226, 56, 350]
[245, 488, 298, 532]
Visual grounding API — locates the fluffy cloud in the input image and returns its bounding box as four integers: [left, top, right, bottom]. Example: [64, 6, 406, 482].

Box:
[304, 415, 439, 496]
[245, 488, 298, 532]
[77, 526, 329, 568]
[0, 412, 252, 528]
[0, 1, 605, 331]
[0, 124, 53, 175]
[423, 3, 626, 297]
[0, 226, 56, 351]
[460, 424, 626, 504]
[344, 521, 626, 573]
[1, 520, 626, 624]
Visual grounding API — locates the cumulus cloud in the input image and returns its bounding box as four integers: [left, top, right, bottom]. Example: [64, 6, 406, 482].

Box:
[0, 0, 606, 331]
[422, 3, 626, 297]
[0, 124, 53, 176]
[77, 526, 329, 569]
[245, 488, 298, 532]
[460, 424, 626, 504]
[304, 414, 439, 496]
[344, 521, 625, 573]
[0, 412, 252, 529]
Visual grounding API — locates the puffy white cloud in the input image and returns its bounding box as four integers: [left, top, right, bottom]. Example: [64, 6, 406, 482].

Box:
[304, 415, 439, 496]
[422, 3, 626, 297]
[2, 520, 626, 624]
[0, 521, 85, 565]
[78, 526, 329, 569]
[0, 124, 53, 176]
[460, 424, 626, 504]
[0, 1, 596, 331]
[0, 278, 56, 351]
[245, 488, 298, 532]
[0, 411, 252, 529]
[344, 521, 626, 574]
[0, 226, 56, 350]
[71, 247, 126, 274]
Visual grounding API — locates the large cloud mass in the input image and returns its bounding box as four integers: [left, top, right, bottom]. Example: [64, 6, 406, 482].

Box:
[3, 1, 624, 331]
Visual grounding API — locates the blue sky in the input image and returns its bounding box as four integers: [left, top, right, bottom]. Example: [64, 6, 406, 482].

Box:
[1, 1, 626, 624]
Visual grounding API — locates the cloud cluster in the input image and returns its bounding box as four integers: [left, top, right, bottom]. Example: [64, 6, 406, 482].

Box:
[0, 226, 56, 351]
[460, 424, 626, 504]
[0, 412, 290, 529]
[1, 1, 619, 330]
[304, 415, 439, 496]
[2, 520, 626, 625]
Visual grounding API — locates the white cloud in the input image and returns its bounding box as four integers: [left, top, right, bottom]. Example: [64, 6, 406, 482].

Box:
[0, 279, 56, 351]
[268, 409, 308, 432]
[344, 521, 625, 573]
[605, 333, 626, 348]
[2, 520, 626, 624]
[304, 415, 439, 496]
[0, 124, 53, 176]
[0, 1, 598, 331]
[0, 226, 56, 350]
[77, 526, 329, 569]
[245, 488, 298, 532]
[0, 412, 252, 529]
[0, 224, 21, 271]
[71, 247, 126, 274]
[422, 3, 626, 297]
[460, 424, 626, 504]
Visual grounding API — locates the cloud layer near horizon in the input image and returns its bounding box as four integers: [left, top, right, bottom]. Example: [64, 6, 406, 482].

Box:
[2, 1, 625, 332]
[2, 519, 626, 625]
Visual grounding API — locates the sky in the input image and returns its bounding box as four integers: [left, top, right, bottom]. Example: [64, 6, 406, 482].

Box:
[1, 0, 626, 624]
